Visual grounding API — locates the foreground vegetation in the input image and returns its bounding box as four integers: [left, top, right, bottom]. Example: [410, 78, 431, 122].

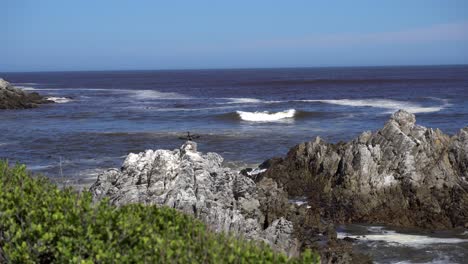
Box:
[0, 161, 319, 263]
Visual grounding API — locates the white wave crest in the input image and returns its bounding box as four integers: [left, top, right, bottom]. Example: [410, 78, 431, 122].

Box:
[338, 230, 468, 247]
[223, 98, 283, 104]
[236, 109, 296, 122]
[15, 86, 37, 91]
[226, 98, 264, 104]
[47, 97, 72, 103]
[299, 99, 449, 114]
[13, 82, 38, 85]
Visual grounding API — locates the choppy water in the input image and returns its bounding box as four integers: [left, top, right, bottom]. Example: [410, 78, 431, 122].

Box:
[2, 66, 467, 182]
[1, 66, 468, 263]
[338, 224, 468, 264]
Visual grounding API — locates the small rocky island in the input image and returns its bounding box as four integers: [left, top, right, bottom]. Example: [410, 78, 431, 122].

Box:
[0, 78, 52, 109]
[90, 110, 467, 263]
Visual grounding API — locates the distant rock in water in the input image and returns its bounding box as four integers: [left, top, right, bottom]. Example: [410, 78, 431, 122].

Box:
[0, 78, 52, 109]
[258, 110, 468, 229]
[90, 141, 368, 262]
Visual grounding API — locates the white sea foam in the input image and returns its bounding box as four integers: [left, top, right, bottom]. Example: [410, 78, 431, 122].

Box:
[47, 97, 72, 103]
[246, 168, 266, 176]
[78, 88, 190, 100]
[299, 99, 449, 114]
[392, 255, 457, 264]
[15, 86, 37, 91]
[130, 89, 190, 100]
[236, 109, 296, 122]
[226, 98, 264, 104]
[42, 88, 188, 96]
[338, 230, 468, 247]
[0, 140, 18, 146]
[288, 196, 309, 206]
[124, 105, 238, 112]
[13, 87, 190, 100]
[367, 226, 386, 233]
[13, 82, 38, 85]
[223, 98, 283, 104]
[14, 86, 76, 91]
[28, 164, 54, 170]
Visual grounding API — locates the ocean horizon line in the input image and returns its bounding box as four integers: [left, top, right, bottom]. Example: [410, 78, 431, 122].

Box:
[1, 63, 468, 74]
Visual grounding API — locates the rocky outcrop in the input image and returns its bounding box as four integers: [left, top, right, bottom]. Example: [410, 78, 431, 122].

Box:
[0, 78, 52, 109]
[90, 141, 299, 255]
[90, 141, 369, 262]
[258, 110, 468, 229]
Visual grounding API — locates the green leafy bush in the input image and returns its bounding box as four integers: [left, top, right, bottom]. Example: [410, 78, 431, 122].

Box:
[0, 161, 319, 263]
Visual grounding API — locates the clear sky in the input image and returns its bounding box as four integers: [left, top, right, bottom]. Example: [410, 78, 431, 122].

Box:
[2, 0, 468, 72]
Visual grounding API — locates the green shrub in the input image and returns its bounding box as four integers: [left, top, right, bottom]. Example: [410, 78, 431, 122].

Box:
[0, 161, 319, 263]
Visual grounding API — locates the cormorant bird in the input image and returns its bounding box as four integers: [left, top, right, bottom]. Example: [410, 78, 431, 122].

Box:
[178, 131, 200, 141]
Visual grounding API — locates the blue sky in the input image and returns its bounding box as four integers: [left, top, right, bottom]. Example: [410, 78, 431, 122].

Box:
[2, 0, 468, 72]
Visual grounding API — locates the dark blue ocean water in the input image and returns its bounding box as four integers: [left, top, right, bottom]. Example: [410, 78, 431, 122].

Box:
[1, 66, 468, 182]
[1, 66, 468, 263]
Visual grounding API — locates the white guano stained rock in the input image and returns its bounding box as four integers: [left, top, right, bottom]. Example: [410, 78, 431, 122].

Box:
[90, 141, 298, 255]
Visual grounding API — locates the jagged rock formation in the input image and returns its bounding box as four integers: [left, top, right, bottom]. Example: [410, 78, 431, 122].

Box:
[258, 110, 468, 229]
[90, 141, 369, 262]
[0, 78, 52, 109]
[90, 141, 299, 255]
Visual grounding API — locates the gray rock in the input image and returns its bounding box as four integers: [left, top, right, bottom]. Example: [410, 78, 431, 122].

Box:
[263, 217, 299, 256]
[0, 78, 52, 109]
[90, 141, 298, 255]
[260, 110, 468, 229]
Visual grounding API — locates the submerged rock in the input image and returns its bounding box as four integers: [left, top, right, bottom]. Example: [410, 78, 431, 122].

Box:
[259, 110, 468, 229]
[0, 78, 52, 109]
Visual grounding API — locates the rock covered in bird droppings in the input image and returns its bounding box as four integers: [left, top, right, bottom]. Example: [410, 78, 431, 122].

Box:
[90, 141, 299, 255]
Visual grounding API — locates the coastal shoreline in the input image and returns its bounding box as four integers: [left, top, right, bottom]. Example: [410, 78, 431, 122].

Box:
[87, 110, 468, 263]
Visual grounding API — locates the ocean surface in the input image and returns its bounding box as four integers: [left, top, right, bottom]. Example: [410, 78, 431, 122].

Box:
[1, 66, 468, 263]
[337, 224, 468, 264]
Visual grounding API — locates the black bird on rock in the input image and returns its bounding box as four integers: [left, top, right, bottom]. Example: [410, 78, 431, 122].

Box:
[178, 131, 200, 141]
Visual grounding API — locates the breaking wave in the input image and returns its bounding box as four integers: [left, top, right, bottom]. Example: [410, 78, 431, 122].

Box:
[236, 109, 296, 122]
[299, 99, 449, 114]
[217, 110, 341, 122]
[47, 97, 72, 103]
[338, 229, 468, 248]
[225, 98, 264, 104]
